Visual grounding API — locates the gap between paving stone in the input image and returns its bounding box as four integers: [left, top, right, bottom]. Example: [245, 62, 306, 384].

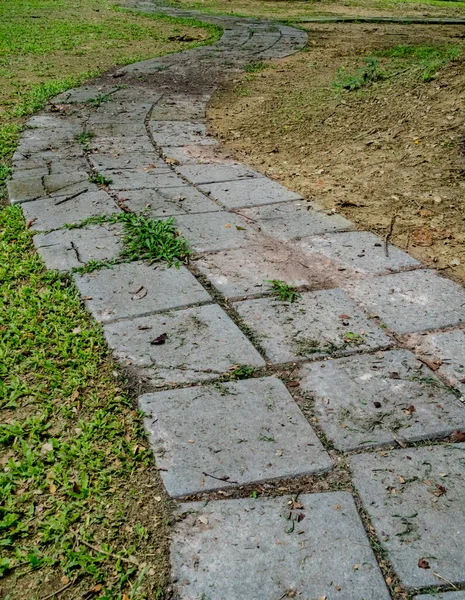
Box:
[9, 0, 465, 597]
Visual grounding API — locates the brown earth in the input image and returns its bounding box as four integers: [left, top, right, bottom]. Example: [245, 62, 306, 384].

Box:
[208, 23, 465, 285]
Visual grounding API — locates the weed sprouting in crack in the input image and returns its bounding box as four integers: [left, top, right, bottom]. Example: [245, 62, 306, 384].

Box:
[266, 279, 301, 303]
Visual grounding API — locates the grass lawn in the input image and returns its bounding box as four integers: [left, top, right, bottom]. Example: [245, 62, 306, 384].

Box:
[0, 2, 218, 598]
[167, 0, 465, 22]
[0, 0, 220, 198]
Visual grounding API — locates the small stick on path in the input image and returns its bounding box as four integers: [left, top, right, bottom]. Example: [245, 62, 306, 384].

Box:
[384, 214, 397, 257]
[54, 188, 88, 206]
[202, 471, 239, 484]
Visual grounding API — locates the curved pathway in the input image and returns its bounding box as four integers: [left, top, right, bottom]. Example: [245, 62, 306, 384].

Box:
[7, 2, 465, 598]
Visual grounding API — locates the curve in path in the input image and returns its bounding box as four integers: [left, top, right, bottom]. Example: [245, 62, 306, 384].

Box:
[8, 2, 465, 598]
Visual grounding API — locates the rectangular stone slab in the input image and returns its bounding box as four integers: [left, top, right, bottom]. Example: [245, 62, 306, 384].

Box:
[346, 270, 465, 334]
[296, 230, 420, 275]
[238, 200, 353, 241]
[103, 169, 185, 190]
[199, 177, 301, 209]
[150, 94, 210, 121]
[300, 349, 465, 451]
[351, 445, 465, 590]
[233, 289, 391, 364]
[117, 186, 220, 217]
[176, 163, 263, 185]
[74, 263, 211, 322]
[171, 492, 391, 600]
[22, 190, 120, 231]
[175, 211, 258, 252]
[34, 224, 122, 271]
[88, 152, 169, 171]
[192, 242, 343, 300]
[139, 376, 332, 496]
[103, 304, 265, 385]
[149, 121, 217, 147]
[408, 329, 465, 396]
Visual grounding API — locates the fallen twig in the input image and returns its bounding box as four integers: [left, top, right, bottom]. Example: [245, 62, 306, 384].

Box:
[78, 536, 139, 565]
[433, 571, 459, 589]
[384, 214, 397, 257]
[202, 471, 239, 484]
[40, 578, 75, 600]
[54, 188, 88, 206]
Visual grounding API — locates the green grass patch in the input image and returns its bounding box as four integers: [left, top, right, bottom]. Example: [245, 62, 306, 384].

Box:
[333, 58, 386, 91]
[0, 205, 171, 598]
[244, 61, 267, 73]
[89, 173, 113, 186]
[266, 279, 301, 303]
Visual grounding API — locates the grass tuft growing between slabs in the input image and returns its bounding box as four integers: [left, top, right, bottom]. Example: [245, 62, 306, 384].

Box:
[0, 205, 172, 599]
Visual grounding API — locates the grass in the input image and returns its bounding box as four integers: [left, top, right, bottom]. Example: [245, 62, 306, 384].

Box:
[266, 279, 301, 303]
[89, 173, 113, 186]
[0, 0, 221, 195]
[67, 212, 191, 268]
[333, 44, 461, 92]
[0, 205, 172, 599]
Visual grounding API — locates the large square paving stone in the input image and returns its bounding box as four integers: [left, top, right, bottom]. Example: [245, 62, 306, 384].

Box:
[103, 304, 265, 385]
[175, 211, 258, 252]
[104, 169, 184, 190]
[233, 290, 391, 363]
[171, 492, 391, 600]
[149, 121, 217, 147]
[347, 270, 465, 334]
[351, 445, 465, 590]
[199, 177, 301, 209]
[176, 163, 263, 184]
[117, 186, 219, 217]
[139, 377, 332, 497]
[300, 350, 465, 451]
[34, 224, 122, 272]
[409, 329, 465, 396]
[22, 190, 120, 231]
[296, 231, 420, 275]
[74, 263, 211, 322]
[193, 242, 341, 300]
[238, 200, 353, 241]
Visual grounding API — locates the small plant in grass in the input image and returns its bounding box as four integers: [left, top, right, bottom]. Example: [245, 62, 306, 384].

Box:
[244, 61, 267, 73]
[267, 279, 301, 303]
[333, 58, 386, 92]
[89, 172, 112, 186]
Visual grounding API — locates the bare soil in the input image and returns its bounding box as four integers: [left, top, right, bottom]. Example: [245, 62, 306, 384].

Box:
[209, 23, 465, 285]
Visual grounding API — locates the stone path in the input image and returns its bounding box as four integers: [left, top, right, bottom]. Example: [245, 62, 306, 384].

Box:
[8, 1, 465, 597]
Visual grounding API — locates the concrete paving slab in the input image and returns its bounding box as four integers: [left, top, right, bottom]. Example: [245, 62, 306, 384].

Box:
[43, 171, 90, 196]
[177, 163, 263, 184]
[296, 231, 420, 275]
[33, 224, 122, 271]
[150, 94, 210, 121]
[149, 121, 217, 147]
[7, 176, 45, 204]
[52, 85, 123, 104]
[21, 190, 120, 231]
[351, 445, 465, 590]
[234, 289, 390, 363]
[161, 144, 235, 165]
[117, 186, 220, 217]
[408, 329, 465, 396]
[175, 211, 258, 252]
[87, 123, 148, 138]
[171, 492, 391, 600]
[347, 270, 465, 334]
[199, 177, 301, 209]
[103, 304, 265, 385]
[300, 349, 465, 451]
[90, 135, 154, 154]
[86, 102, 153, 125]
[88, 152, 168, 171]
[193, 242, 342, 299]
[238, 200, 353, 241]
[139, 376, 332, 496]
[74, 262, 211, 322]
[104, 169, 185, 190]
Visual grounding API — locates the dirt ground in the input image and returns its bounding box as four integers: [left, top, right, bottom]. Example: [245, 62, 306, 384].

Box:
[208, 23, 465, 286]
